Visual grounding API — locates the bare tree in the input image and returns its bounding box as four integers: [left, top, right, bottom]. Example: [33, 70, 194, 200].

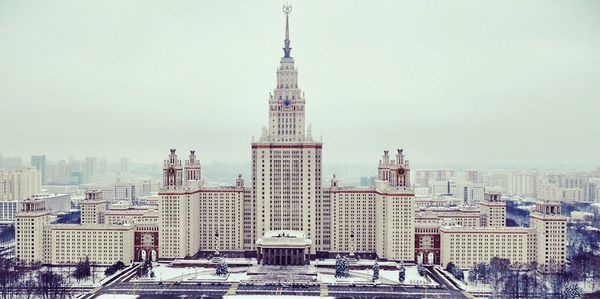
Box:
[489, 257, 510, 297]
[0, 253, 22, 299]
[20, 271, 38, 299]
[36, 268, 71, 299]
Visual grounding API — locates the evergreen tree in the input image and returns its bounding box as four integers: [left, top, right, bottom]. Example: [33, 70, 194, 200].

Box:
[468, 266, 478, 284]
[417, 264, 426, 276]
[342, 256, 349, 277]
[453, 267, 465, 281]
[216, 259, 229, 276]
[73, 256, 91, 282]
[445, 262, 456, 273]
[105, 261, 126, 276]
[335, 254, 343, 278]
[335, 254, 349, 278]
[372, 260, 380, 281]
[445, 262, 464, 280]
[398, 265, 406, 282]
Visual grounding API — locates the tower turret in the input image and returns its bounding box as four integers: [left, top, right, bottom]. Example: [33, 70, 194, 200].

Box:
[265, 4, 306, 143]
[236, 174, 244, 189]
[185, 150, 201, 182]
[530, 201, 567, 268]
[163, 149, 184, 189]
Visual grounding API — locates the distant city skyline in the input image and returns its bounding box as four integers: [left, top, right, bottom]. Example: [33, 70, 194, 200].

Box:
[1, 151, 599, 175]
[1, 1, 599, 168]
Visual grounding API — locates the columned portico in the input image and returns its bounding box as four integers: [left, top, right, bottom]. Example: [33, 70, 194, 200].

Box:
[256, 230, 311, 266]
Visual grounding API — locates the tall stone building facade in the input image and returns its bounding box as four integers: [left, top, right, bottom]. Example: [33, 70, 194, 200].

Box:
[14, 6, 567, 269]
[153, 7, 566, 268]
[248, 7, 322, 254]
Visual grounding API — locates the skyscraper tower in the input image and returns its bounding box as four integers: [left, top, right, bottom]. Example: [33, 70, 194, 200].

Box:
[159, 149, 200, 258]
[30, 155, 46, 185]
[249, 5, 322, 254]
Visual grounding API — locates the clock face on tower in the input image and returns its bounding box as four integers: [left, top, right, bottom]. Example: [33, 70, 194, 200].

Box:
[283, 99, 291, 107]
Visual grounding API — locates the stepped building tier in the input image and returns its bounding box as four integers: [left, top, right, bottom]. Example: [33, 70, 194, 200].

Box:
[249, 6, 321, 255]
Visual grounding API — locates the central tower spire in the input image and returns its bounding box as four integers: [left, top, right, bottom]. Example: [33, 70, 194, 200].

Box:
[282, 4, 293, 58]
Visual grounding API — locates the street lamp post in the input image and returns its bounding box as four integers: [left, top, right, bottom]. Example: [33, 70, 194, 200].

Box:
[348, 229, 357, 264]
[212, 230, 222, 263]
[214, 231, 220, 256]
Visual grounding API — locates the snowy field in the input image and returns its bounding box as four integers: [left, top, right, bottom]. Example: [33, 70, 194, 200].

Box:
[134, 260, 436, 286]
[225, 296, 333, 299]
[456, 270, 491, 292]
[437, 268, 491, 292]
[25, 266, 122, 288]
[351, 268, 433, 285]
[171, 257, 256, 266]
[136, 262, 249, 283]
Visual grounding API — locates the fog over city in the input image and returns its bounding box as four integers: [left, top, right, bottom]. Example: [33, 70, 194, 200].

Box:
[1, 0, 599, 170]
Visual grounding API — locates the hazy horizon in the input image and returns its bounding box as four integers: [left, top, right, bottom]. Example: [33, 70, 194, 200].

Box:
[1, 1, 599, 169]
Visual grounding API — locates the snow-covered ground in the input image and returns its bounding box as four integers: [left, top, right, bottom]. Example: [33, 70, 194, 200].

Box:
[353, 267, 432, 285]
[312, 258, 398, 268]
[134, 260, 437, 287]
[316, 266, 435, 286]
[225, 296, 333, 299]
[137, 262, 250, 283]
[439, 268, 491, 292]
[317, 271, 371, 284]
[26, 266, 120, 288]
[458, 277, 491, 292]
[71, 267, 109, 287]
[576, 277, 600, 294]
[171, 257, 256, 266]
[404, 266, 433, 285]
[142, 263, 212, 281]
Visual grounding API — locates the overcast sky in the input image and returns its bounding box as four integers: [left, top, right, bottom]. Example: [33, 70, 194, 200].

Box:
[1, 0, 599, 170]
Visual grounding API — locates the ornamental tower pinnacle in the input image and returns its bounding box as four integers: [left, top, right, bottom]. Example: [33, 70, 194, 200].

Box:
[265, 4, 307, 143]
[283, 4, 292, 58]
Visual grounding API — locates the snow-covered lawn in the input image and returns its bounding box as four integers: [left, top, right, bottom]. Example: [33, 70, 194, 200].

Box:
[317, 272, 371, 284]
[575, 278, 600, 294]
[71, 267, 111, 287]
[312, 258, 398, 268]
[138, 262, 249, 283]
[195, 272, 228, 281]
[95, 296, 138, 299]
[317, 266, 436, 286]
[225, 296, 333, 299]
[130, 260, 438, 287]
[440, 268, 491, 292]
[228, 272, 249, 282]
[171, 257, 256, 266]
[355, 267, 434, 285]
[142, 263, 213, 281]
[25, 266, 123, 288]
[404, 267, 433, 285]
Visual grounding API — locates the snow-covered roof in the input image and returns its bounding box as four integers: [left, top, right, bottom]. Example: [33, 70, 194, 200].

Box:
[263, 230, 305, 239]
[256, 230, 312, 247]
